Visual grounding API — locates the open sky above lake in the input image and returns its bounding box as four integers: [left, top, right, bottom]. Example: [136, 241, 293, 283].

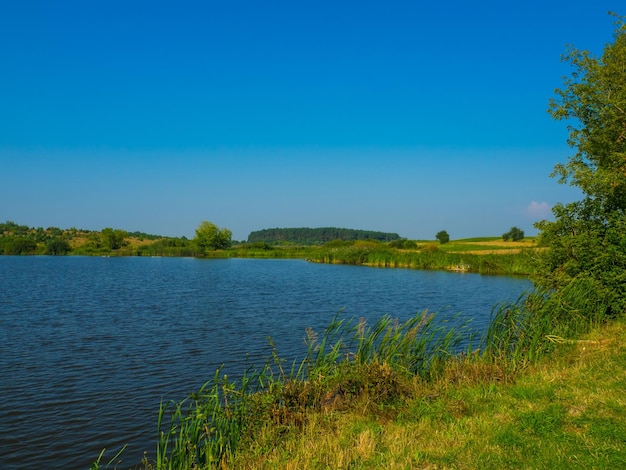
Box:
[0, 1, 621, 241]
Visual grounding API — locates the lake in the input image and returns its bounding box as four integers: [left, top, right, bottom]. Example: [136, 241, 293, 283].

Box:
[0, 256, 532, 469]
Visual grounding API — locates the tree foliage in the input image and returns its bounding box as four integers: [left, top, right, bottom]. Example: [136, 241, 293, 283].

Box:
[502, 226, 524, 241]
[435, 230, 450, 244]
[194, 221, 232, 252]
[535, 13, 626, 315]
[0, 221, 196, 256]
[547, 13, 626, 208]
[0, 220, 30, 236]
[0, 237, 37, 255]
[101, 228, 128, 250]
[247, 227, 400, 245]
[388, 238, 418, 249]
[46, 238, 71, 255]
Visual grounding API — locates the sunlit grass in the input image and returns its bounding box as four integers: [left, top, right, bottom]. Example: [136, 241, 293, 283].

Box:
[308, 244, 537, 275]
[92, 265, 624, 469]
[226, 316, 626, 469]
[95, 312, 464, 469]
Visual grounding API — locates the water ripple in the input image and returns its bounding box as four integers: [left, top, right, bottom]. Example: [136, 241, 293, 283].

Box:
[0, 256, 530, 469]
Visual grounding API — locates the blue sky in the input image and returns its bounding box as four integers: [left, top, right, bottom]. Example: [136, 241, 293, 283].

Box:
[0, 1, 620, 241]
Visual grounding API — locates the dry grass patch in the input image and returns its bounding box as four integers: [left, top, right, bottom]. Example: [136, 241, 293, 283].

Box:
[434, 238, 542, 255]
[461, 248, 524, 255]
[463, 240, 533, 248]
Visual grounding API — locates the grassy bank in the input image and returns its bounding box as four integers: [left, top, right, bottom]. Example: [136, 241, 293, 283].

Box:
[226, 239, 538, 276]
[93, 284, 624, 469]
[133, 239, 540, 277]
[308, 239, 538, 276]
[226, 316, 625, 469]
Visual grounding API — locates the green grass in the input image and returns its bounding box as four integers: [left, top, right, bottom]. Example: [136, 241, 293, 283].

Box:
[307, 244, 537, 275]
[93, 285, 625, 469]
[94, 312, 465, 469]
[90, 243, 623, 469]
[223, 316, 626, 469]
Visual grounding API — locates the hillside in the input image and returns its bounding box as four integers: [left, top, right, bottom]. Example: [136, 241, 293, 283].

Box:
[0, 221, 193, 256]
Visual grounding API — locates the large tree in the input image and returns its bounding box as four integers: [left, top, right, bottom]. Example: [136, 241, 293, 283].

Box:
[535, 13, 626, 315]
[502, 226, 524, 242]
[101, 228, 128, 250]
[194, 221, 232, 252]
[435, 230, 450, 244]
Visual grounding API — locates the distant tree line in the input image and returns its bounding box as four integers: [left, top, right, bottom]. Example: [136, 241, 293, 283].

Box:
[247, 227, 401, 245]
[1, 220, 70, 255]
[0, 220, 233, 257]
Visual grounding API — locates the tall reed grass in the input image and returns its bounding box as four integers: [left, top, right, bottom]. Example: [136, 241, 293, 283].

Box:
[93, 273, 613, 468]
[154, 365, 267, 468]
[132, 311, 463, 468]
[309, 246, 535, 276]
[483, 274, 611, 370]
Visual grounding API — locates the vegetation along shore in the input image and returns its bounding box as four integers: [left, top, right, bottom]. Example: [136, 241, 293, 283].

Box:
[0, 220, 537, 277]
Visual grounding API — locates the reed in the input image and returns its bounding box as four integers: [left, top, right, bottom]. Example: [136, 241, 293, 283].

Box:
[154, 362, 276, 469]
[309, 246, 535, 275]
[126, 310, 463, 468]
[239, 317, 626, 469]
[90, 445, 127, 470]
[92, 274, 614, 468]
[482, 274, 610, 370]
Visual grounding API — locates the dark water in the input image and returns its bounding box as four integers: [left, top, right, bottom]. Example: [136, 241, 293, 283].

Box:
[0, 256, 531, 469]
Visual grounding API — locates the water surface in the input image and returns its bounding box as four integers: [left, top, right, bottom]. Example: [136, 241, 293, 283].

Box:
[0, 256, 531, 469]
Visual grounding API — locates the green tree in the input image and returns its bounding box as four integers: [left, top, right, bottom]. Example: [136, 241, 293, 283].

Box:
[535, 13, 626, 315]
[46, 238, 71, 255]
[101, 228, 128, 250]
[435, 230, 450, 244]
[194, 221, 232, 252]
[2, 237, 37, 255]
[502, 226, 524, 241]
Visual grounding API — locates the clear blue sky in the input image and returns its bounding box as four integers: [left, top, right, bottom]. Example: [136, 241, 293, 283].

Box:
[0, 1, 620, 241]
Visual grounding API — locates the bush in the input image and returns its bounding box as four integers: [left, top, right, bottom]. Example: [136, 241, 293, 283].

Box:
[502, 227, 524, 241]
[46, 238, 71, 255]
[388, 239, 417, 249]
[2, 237, 37, 255]
[435, 230, 450, 244]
